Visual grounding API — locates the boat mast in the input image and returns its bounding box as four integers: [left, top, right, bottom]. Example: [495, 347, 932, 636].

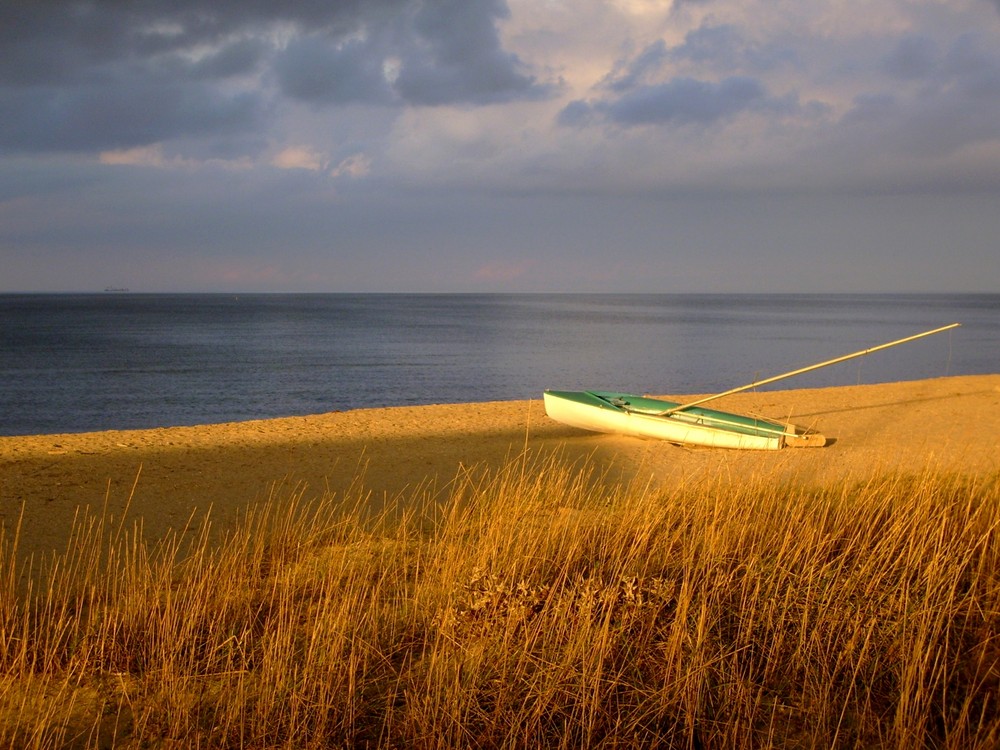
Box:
[658, 323, 961, 416]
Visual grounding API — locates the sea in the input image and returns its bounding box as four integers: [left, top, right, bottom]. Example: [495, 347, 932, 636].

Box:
[1, 293, 997, 437]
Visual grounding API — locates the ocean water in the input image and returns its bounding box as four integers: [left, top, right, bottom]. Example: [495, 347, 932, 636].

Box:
[1, 293, 997, 436]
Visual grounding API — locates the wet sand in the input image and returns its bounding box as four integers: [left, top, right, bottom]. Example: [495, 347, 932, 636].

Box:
[2, 375, 998, 560]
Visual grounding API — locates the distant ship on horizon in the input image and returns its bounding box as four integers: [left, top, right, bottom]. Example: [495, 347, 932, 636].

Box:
[103, 287, 130, 292]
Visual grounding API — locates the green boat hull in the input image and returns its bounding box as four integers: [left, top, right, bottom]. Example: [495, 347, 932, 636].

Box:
[543, 390, 814, 450]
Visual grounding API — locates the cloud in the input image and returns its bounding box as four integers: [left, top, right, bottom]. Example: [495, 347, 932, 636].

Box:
[393, 0, 546, 105]
[561, 76, 791, 128]
[0, 0, 550, 157]
[600, 39, 669, 93]
[597, 22, 797, 96]
[546, 3, 1000, 195]
[883, 35, 938, 80]
[669, 23, 797, 72]
[274, 35, 395, 105]
[560, 20, 803, 130]
[182, 37, 270, 81]
[0, 80, 263, 154]
[844, 31, 1000, 159]
[98, 144, 245, 169]
[4, 0, 1000, 305]
[556, 99, 595, 127]
[603, 76, 770, 125]
[271, 146, 328, 171]
[274, 0, 550, 107]
[0, 0, 274, 155]
[329, 153, 371, 178]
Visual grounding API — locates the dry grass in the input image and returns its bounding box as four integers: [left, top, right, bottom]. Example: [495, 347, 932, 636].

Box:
[1, 454, 998, 748]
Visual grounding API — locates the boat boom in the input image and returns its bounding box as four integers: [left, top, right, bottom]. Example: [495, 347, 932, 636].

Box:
[658, 322, 961, 416]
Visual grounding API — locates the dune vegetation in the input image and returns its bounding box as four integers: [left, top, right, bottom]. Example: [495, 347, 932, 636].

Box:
[1, 454, 998, 748]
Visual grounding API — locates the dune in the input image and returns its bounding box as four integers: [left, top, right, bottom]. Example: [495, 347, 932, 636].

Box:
[1, 374, 998, 561]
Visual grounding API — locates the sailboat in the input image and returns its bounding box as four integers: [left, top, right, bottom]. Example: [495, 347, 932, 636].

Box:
[543, 324, 960, 450]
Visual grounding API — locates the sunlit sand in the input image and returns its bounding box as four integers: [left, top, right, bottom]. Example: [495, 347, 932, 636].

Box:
[2, 375, 998, 560]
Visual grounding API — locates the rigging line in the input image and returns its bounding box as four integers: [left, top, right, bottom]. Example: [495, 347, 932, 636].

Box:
[946, 326, 955, 376]
[657, 323, 962, 416]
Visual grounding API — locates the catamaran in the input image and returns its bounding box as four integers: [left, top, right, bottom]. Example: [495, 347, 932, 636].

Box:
[544, 324, 960, 450]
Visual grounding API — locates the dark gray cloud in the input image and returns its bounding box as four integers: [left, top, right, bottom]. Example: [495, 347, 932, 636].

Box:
[274, 36, 395, 105]
[0, 80, 263, 153]
[274, 0, 547, 107]
[393, 0, 542, 105]
[185, 38, 270, 81]
[673, 25, 745, 65]
[562, 76, 791, 128]
[851, 32, 1000, 157]
[671, 23, 797, 71]
[603, 76, 770, 125]
[883, 35, 938, 80]
[556, 99, 594, 127]
[567, 24, 800, 129]
[599, 24, 796, 95]
[0, 1, 333, 153]
[0, 1, 382, 79]
[0, 0, 547, 155]
[943, 34, 1000, 89]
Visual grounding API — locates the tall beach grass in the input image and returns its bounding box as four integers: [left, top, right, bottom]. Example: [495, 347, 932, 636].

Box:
[1, 455, 998, 748]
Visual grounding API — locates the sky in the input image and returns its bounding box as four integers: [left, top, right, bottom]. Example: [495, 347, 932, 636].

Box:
[2, 0, 1000, 293]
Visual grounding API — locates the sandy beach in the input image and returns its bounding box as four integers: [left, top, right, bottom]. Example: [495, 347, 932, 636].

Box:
[2, 374, 998, 561]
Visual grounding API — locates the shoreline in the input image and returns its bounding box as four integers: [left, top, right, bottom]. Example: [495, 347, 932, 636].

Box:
[2, 374, 998, 559]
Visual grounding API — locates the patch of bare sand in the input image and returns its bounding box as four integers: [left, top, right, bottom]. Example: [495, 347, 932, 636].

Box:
[1, 375, 997, 560]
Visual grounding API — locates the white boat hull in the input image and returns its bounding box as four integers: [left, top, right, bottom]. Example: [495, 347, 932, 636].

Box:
[543, 390, 788, 450]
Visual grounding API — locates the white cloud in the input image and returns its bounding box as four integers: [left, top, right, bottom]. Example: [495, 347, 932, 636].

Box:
[484, 0, 1000, 192]
[99, 144, 176, 168]
[98, 144, 257, 171]
[271, 146, 327, 171]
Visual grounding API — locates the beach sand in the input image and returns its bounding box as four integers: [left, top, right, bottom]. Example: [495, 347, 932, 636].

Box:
[2, 375, 998, 561]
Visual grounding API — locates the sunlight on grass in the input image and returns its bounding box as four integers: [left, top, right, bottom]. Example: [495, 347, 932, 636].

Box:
[1, 455, 998, 748]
